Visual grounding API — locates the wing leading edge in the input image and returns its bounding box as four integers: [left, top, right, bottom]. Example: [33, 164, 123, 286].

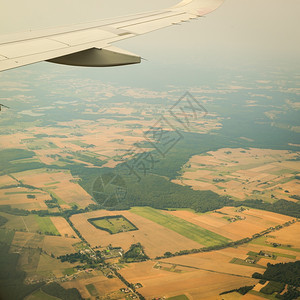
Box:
[0, 0, 224, 72]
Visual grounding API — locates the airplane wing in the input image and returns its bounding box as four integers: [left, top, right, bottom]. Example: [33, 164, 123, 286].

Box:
[0, 0, 224, 72]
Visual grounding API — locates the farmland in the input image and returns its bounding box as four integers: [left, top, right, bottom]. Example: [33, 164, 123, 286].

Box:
[165, 207, 293, 241]
[0, 65, 299, 299]
[70, 210, 201, 258]
[174, 148, 300, 202]
[130, 207, 230, 246]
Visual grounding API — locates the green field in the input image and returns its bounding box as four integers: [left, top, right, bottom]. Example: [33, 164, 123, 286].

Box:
[167, 295, 189, 300]
[247, 251, 296, 260]
[2, 214, 60, 236]
[88, 215, 137, 234]
[130, 207, 230, 246]
[26, 289, 60, 300]
[250, 236, 300, 253]
[62, 268, 76, 276]
[0, 228, 15, 245]
[86, 284, 98, 296]
[34, 216, 60, 236]
[230, 258, 266, 269]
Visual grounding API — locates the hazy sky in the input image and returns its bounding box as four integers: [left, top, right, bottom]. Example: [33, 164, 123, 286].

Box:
[0, 0, 299, 68]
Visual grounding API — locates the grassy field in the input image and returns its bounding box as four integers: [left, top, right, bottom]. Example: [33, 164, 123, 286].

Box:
[247, 251, 296, 260]
[85, 284, 98, 297]
[167, 295, 189, 300]
[62, 268, 76, 276]
[34, 216, 60, 236]
[26, 289, 60, 300]
[130, 207, 230, 246]
[250, 236, 300, 253]
[88, 215, 137, 234]
[230, 258, 266, 269]
[0, 228, 15, 245]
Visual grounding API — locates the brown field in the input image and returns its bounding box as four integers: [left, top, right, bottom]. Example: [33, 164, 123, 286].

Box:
[42, 235, 80, 257]
[70, 210, 201, 258]
[0, 187, 49, 210]
[35, 253, 74, 277]
[0, 175, 17, 187]
[166, 207, 293, 241]
[174, 148, 300, 202]
[12, 169, 94, 208]
[265, 222, 300, 248]
[119, 260, 257, 300]
[11, 232, 45, 249]
[10, 231, 80, 256]
[50, 217, 78, 238]
[62, 273, 126, 299]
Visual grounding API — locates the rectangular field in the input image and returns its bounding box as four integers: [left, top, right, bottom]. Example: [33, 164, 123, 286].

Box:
[166, 207, 293, 241]
[88, 215, 137, 234]
[130, 207, 230, 246]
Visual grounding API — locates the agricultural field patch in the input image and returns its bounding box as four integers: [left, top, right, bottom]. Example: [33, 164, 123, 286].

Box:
[119, 260, 257, 300]
[61, 274, 126, 299]
[0, 228, 15, 245]
[50, 217, 78, 238]
[26, 289, 60, 300]
[12, 168, 94, 208]
[0, 175, 17, 187]
[174, 148, 300, 202]
[88, 215, 137, 234]
[42, 235, 80, 257]
[0, 187, 49, 210]
[166, 207, 294, 241]
[131, 207, 230, 246]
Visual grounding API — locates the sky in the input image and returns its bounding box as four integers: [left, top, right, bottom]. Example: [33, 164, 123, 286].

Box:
[0, 0, 299, 70]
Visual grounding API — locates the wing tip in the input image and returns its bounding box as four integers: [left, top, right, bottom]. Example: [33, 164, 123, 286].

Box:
[172, 0, 225, 16]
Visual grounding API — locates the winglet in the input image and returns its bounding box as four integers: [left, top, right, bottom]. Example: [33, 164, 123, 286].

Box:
[172, 0, 225, 16]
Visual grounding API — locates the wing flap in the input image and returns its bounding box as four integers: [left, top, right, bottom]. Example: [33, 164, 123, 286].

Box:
[49, 29, 116, 47]
[0, 39, 66, 59]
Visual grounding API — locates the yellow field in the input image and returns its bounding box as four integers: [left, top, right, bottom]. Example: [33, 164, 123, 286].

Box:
[119, 260, 257, 300]
[61, 274, 126, 299]
[12, 169, 94, 208]
[0, 187, 49, 210]
[166, 207, 293, 240]
[174, 148, 300, 201]
[50, 217, 78, 238]
[0, 175, 17, 187]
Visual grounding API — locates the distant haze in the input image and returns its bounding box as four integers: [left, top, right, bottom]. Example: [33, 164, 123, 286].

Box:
[0, 0, 299, 67]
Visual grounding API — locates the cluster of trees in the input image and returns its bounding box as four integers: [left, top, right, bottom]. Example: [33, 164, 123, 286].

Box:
[220, 285, 254, 296]
[120, 243, 149, 263]
[156, 237, 252, 259]
[58, 251, 103, 265]
[0, 205, 29, 216]
[252, 261, 300, 299]
[45, 196, 59, 209]
[260, 281, 285, 295]
[122, 174, 233, 213]
[41, 282, 82, 300]
[235, 199, 300, 218]
[0, 215, 8, 226]
[252, 261, 300, 287]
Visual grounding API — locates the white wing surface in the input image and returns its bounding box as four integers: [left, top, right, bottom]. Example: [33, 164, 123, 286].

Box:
[0, 0, 224, 72]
